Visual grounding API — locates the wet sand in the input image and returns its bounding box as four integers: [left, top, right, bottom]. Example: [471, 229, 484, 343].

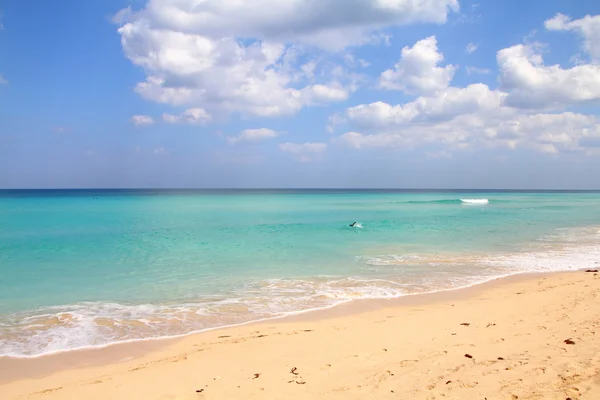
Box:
[1, 270, 599, 399]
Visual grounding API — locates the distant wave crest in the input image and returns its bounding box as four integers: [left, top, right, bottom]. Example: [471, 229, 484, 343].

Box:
[404, 198, 490, 205]
[460, 198, 489, 205]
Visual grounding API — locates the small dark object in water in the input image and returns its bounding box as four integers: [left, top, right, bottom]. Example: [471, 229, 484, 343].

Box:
[464, 354, 473, 359]
[349, 222, 357, 227]
[290, 367, 298, 375]
[564, 338, 575, 345]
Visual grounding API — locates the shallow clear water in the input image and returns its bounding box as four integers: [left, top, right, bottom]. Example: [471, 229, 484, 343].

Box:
[1, 189, 600, 357]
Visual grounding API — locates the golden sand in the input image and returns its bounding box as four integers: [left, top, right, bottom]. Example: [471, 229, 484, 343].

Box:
[1, 270, 599, 399]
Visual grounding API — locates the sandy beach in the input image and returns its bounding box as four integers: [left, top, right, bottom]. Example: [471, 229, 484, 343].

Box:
[1, 270, 599, 399]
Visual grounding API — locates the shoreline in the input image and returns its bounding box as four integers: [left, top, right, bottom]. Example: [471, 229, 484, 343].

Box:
[2, 269, 599, 399]
[0, 270, 568, 366]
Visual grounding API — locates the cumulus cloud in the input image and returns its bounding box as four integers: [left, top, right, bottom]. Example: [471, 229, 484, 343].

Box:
[279, 142, 327, 161]
[123, 0, 459, 50]
[465, 42, 478, 54]
[347, 84, 506, 127]
[336, 31, 600, 156]
[338, 111, 600, 154]
[115, 0, 459, 119]
[379, 36, 456, 94]
[545, 13, 600, 62]
[163, 108, 211, 125]
[227, 128, 281, 144]
[498, 44, 600, 109]
[131, 115, 155, 126]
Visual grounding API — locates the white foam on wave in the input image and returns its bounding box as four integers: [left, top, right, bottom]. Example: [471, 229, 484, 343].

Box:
[481, 244, 600, 273]
[0, 272, 520, 358]
[0, 277, 410, 358]
[2, 224, 599, 359]
[460, 198, 489, 205]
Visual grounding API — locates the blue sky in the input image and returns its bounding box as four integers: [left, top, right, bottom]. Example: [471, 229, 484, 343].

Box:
[1, 0, 600, 189]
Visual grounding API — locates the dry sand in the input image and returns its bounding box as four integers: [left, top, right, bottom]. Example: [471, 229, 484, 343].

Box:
[1, 270, 600, 399]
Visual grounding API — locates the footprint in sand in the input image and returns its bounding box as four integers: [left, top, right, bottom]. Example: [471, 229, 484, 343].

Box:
[456, 380, 479, 389]
[399, 360, 419, 367]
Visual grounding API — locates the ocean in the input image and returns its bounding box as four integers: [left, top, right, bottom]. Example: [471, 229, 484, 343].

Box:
[1, 189, 599, 358]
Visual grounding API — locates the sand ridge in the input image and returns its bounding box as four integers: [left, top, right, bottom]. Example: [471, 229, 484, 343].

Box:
[1, 270, 599, 399]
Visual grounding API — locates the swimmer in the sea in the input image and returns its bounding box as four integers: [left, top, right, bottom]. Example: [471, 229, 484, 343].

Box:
[349, 222, 357, 227]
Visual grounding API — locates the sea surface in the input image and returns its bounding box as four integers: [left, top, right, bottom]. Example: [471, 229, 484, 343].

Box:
[1, 189, 600, 357]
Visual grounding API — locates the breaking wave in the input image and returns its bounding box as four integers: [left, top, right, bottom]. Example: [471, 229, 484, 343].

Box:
[1, 225, 598, 358]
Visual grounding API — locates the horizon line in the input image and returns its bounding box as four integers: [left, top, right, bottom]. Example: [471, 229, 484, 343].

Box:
[2, 188, 600, 192]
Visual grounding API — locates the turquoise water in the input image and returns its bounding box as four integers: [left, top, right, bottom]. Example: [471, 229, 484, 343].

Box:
[1, 190, 600, 357]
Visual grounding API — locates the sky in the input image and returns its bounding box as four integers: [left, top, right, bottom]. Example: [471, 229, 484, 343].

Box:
[1, 0, 600, 189]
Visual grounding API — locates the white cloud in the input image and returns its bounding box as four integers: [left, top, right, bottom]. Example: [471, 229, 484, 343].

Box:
[123, 30, 350, 117]
[227, 128, 281, 144]
[379, 36, 456, 94]
[338, 111, 600, 154]
[131, 114, 155, 126]
[0, 74, 7, 85]
[305, 84, 349, 103]
[347, 84, 506, 127]
[465, 42, 478, 54]
[279, 142, 327, 161]
[163, 108, 211, 125]
[498, 44, 600, 109]
[115, 0, 459, 119]
[337, 33, 600, 156]
[123, 0, 459, 50]
[545, 13, 600, 62]
[466, 66, 491, 75]
[338, 131, 401, 149]
[153, 147, 166, 155]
